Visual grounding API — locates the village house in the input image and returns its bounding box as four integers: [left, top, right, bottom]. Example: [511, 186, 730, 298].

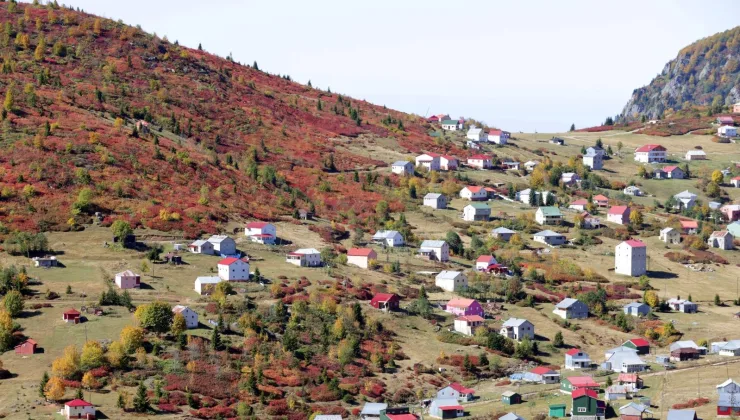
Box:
[439, 155, 458, 171]
[592, 194, 609, 207]
[623, 302, 650, 317]
[360, 402, 388, 420]
[347, 248, 377, 269]
[524, 160, 539, 172]
[715, 341, 740, 357]
[114, 270, 141, 289]
[379, 407, 420, 420]
[717, 392, 740, 417]
[500, 318, 534, 341]
[466, 125, 488, 142]
[667, 298, 698, 313]
[372, 230, 405, 247]
[634, 144, 667, 163]
[550, 405, 567, 418]
[416, 153, 441, 171]
[660, 227, 681, 244]
[63, 308, 81, 324]
[565, 349, 592, 370]
[533, 230, 566, 246]
[429, 398, 464, 419]
[618, 402, 651, 420]
[446, 297, 484, 317]
[467, 140, 481, 150]
[14, 338, 37, 355]
[502, 391, 522, 405]
[615, 240, 647, 277]
[670, 347, 700, 362]
[719, 125, 738, 137]
[679, 220, 698, 234]
[623, 338, 650, 355]
[587, 146, 605, 157]
[525, 367, 560, 384]
[489, 129, 510, 145]
[685, 150, 707, 161]
[581, 213, 601, 229]
[501, 160, 520, 170]
[218, 257, 250, 281]
[716, 379, 740, 394]
[657, 165, 685, 179]
[561, 172, 581, 187]
[369, 293, 400, 312]
[571, 388, 606, 420]
[605, 385, 632, 401]
[604, 347, 647, 373]
[188, 239, 215, 255]
[491, 227, 516, 241]
[172, 305, 199, 329]
[62, 399, 96, 420]
[561, 376, 600, 394]
[708, 231, 734, 250]
[569, 199, 589, 211]
[441, 119, 462, 131]
[721, 204, 740, 221]
[623, 185, 642, 196]
[286, 248, 322, 267]
[163, 252, 183, 265]
[460, 186, 488, 201]
[673, 190, 698, 210]
[437, 382, 476, 402]
[462, 203, 491, 221]
[535, 206, 563, 225]
[435, 271, 468, 292]
[618, 373, 644, 390]
[553, 298, 589, 319]
[671, 341, 705, 355]
[467, 154, 493, 169]
[391, 160, 414, 176]
[207, 235, 237, 256]
[419, 240, 449, 262]
[718, 116, 735, 125]
[245, 222, 277, 245]
[517, 189, 552, 205]
[423, 193, 447, 210]
[666, 410, 697, 420]
[476, 255, 498, 271]
[32, 256, 58, 268]
[733, 177, 740, 188]
[454, 315, 485, 336]
[427, 114, 450, 123]
[583, 149, 603, 170]
[194, 276, 224, 295]
[607, 206, 631, 225]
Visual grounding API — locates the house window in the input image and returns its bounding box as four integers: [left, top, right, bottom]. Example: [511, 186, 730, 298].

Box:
[578, 407, 587, 413]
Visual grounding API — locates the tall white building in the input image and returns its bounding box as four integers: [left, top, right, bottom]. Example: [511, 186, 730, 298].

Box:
[615, 240, 647, 277]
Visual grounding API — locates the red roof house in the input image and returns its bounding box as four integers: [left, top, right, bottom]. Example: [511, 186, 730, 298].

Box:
[566, 348, 582, 356]
[635, 144, 666, 153]
[679, 220, 698, 233]
[593, 194, 609, 207]
[607, 206, 631, 225]
[63, 399, 95, 419]
[623, 239, 646, 248]
[14, 338, 37, 355]
[572, 388, 598, 399]
[624, 338, 650, 354]
[63, 308, 81, 324]
[369, 293, 400, 311]
[445, 298, 484, 317]
[346, 248, 378, 269]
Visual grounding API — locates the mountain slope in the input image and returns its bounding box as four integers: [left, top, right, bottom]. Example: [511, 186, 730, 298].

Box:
[621, 26, 740, 120]
[0, 2, 456, 236]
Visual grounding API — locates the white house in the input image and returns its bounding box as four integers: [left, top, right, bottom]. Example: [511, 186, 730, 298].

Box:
[194, 276, 224, 295]
[63, 399, 95, 420]
[488, 129, 509, 145]
[553, 298, 589, 319]
[462, 203, 491, 221]
[659, 227, 681, 244]
[685, 150, 707, 161]
[673, 190, 698, 210]
[583, 150, 603, 170]
[173, 305, 199, 329]
[424, 193, 447, 209]
[437, 383, 476, 402]
[467, 154, 493, 169]
[439, 155, 458, 171]
[623, 186, 642, 196]
[524, 160, 539, 172]
[372, 230, 404, 247]
[419, 240, 449, 262]
[607, 206, 631, 225]
[416, 153, 441, 171]
[245, 222, 277, 245]
[615, 240, 647, 277]
[535, 207, 562, 225]
[391, 160, 414, 175]
[476, 255, 498, 271]
[114, 270, 140, 290]
[623, 302, 650, 317]
[565, 349, 592, 370]
[435, 270, 468, 292]
[500, 318, 534, 341]
[708, 231, 733, 250]
[207, 235, 237, 255]
[604, 347, 647, 373]
[667, 298, 698, 313]
[732, 177, 740, 188]
[189, 239, 215, 255]
[347, 248, 377, 269]
[217, 257, 250, 281]
[569, 199, 589, 211]
[441, 119, 462, 131]
[466, 126, 488, 142]
[719, 125, 738, 137]
[716, 341, 740, 357]
[460, 186, 488, 201]
[286, 248, 322, 267]
[634, 144, 667, 163]
[533, 230, 566, 246]
[561, 172, 581, 187]
[454, 315, 485, 336]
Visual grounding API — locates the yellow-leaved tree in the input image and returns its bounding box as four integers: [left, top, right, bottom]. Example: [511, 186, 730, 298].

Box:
[120, 326, 144, 354]
[80, 341, 104, 370]
[51, 345, 80, 379]
[44, 376, 66, 401]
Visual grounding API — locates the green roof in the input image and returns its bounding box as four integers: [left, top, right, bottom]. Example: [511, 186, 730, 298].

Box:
[441, 119, 458, 125]
[429, 131, 442, 137]
[538, 206, 562, 216]
[550, 404, 566, 409]
[468, 203, 490, 210]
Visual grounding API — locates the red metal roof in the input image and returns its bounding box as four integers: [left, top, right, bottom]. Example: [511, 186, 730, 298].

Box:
[680, 220, 698, 229]
[446, 298, 477, 308]
[370, 293, 397, 304]
[63, 308, 80, 315]
[347, 248, 375, 257]
[386, 415, 418, 420]
[456, 315, 485, 322]
[464, 186, 485, 193]
[662, 165, 679, 172]
[439, 405, 464, 411]
[623, 239, 646, 248]
[568, 376, 599, 387]
[218, 257, 246, 266]
[629, 338, 650, 347]
[530, 366, 556, 375]
[566, 348, 582, 356]
[617, 373, 639, 383]
[469, 154, 492, 160]
[476, 255, 496, 263]
[593, 194, 609, 201]
[65, 399, 93, 407]
[246, 221, 270, 229]
[449, 382, 475, 394]
[608, 205, 629, 215]
[570, 199, 588, 206]
[572, 388, 598, 399]
[635, 144, 665, 152]
[489, 129, 502, 135]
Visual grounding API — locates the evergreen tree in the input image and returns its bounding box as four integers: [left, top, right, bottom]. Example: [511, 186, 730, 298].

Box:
[132, 382, 150, 413]
[197, 43, 202, 51]
[307, 80, 312, 88]
[210, 325, 221, 351]
[528, 190, 537, 207]
[553, 331, 564, 347]
[569, 123, 575, 131]
[253, 61, 259, 70]
[75, 387, 83, 399]
[39, 371, 49, 397]
[117, 393, 126, 409]
[445, 231, 464, 255]
[715, 294, 721, 306]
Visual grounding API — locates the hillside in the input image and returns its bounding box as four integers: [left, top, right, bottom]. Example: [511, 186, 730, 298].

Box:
[621, 26, 740, 121]
[0, 2, 457, 236]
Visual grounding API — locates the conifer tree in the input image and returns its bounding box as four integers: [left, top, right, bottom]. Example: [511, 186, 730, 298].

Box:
[132, 382, 150, 412]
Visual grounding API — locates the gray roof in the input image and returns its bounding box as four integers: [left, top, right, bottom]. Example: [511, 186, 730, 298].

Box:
[502, 318, 531, 327]
[373, 230, 401, 239]
[207, 235, 232, 243]
[190, 239, 208, 246]
[555, 298, 580, 309]
[360, 403, 388, 416]
[674, 190, 697, 199]
[492, 227, 516, 234]
[719, 340, 740, 351]
[392, 160, 412, 166]
[436, 270, 463, 280]
[624, 302, 648, 309]
[619, 403, 650, 415]
[195, 276, 222, 284]
[421, 240, 446, 248]
[499, 414, 523, 420]
[666, 409, 696, 420]
[534, 230, 563, 237]
[669, 341, 699, 351]
[501, 391, 519, 397]
[425, 193, 443, 199]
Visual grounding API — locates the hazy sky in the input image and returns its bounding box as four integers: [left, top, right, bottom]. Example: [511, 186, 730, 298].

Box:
[40, 0, 740, 132]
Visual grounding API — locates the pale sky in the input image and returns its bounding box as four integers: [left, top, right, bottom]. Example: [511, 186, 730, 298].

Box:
[41, 0, 740, 132]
